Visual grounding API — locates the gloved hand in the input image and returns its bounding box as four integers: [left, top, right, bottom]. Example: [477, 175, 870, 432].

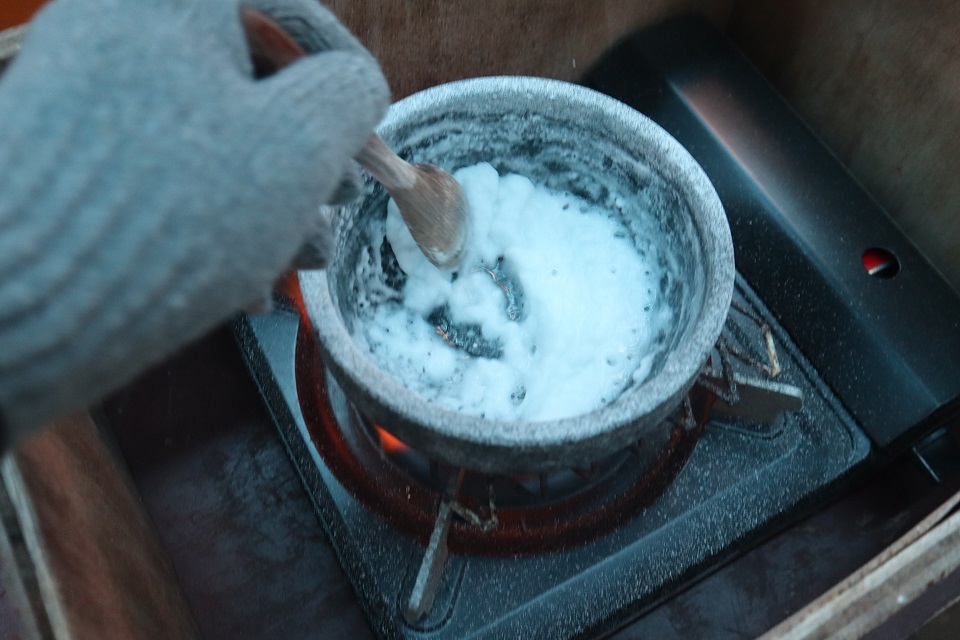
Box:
[0, 0, 389, 445]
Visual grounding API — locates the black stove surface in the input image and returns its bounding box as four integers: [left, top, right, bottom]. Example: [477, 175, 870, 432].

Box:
[584, 18, 960, 453]
[236, 273, 869, 639]
[231, 16, 960, 640]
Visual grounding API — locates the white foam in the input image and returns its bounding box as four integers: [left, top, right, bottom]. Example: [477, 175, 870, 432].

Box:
[359, 162, 671, 422]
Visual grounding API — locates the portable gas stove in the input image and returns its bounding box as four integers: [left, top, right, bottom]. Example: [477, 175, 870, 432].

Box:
[234, 18, 960, 640]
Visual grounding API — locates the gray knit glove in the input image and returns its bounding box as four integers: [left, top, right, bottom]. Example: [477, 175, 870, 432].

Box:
[0, 0, 389, 445]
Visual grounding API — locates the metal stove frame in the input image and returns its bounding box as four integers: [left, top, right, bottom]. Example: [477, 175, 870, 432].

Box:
[235, 273, 869, 639]
[234, 16, 960, 640]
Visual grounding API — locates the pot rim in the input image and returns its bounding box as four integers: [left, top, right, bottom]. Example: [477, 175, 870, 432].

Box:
[300, 76, 734, 471]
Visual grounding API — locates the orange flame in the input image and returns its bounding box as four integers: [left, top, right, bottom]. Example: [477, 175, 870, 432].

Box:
[375, 425, 410, 454]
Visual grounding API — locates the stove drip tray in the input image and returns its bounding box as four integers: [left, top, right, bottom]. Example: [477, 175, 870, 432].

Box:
[235, 274, 869, 639]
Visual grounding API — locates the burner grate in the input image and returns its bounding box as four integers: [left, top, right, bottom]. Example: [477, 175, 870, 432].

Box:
[234, 275, 870, 639]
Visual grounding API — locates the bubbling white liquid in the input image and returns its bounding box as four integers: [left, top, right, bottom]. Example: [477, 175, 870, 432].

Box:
[358, 162, 672, 422]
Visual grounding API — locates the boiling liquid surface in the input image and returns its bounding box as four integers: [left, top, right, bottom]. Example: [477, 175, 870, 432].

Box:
[358, 162, 672, 422]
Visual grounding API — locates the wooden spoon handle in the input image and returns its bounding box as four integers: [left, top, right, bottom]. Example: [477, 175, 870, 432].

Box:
[240, 8, 415, 192]
[241, 7, 304, 67]
[355, 134, 418, 191]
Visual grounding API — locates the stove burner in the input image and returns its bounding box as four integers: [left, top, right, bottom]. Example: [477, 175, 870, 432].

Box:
[236, 270, 870, 638]
[294, 311, 715, 555]
[286, 256, 810, 612]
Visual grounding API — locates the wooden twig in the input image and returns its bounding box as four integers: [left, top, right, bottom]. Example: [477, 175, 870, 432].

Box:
[760, 489, 960, 639]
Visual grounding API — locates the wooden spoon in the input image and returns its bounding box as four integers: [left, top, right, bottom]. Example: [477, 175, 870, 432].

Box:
[240, 8, 469, 268]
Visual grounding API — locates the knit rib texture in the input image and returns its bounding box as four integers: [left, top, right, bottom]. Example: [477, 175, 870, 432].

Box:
[0, 0, 387, 441]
